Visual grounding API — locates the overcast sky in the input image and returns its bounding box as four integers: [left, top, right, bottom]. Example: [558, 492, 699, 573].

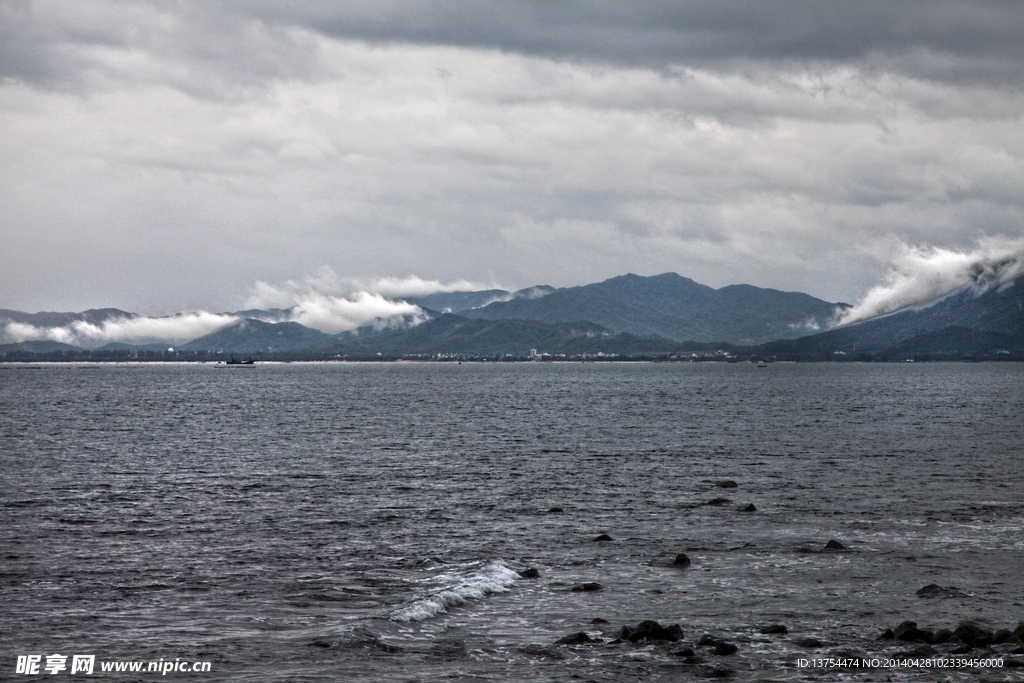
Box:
[2, 0, 1023, 316]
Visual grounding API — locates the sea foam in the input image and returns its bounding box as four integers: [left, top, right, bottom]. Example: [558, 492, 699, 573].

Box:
[389, 561, 520, 623]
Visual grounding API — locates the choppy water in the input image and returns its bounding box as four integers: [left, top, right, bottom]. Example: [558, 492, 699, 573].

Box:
[2, 362, 1023, 682]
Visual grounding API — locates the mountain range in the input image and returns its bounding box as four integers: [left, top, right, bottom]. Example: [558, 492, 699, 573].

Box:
[1, 273, 1021, 360]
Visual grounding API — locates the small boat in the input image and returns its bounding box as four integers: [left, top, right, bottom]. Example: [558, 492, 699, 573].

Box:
[214, 356, 257, 367]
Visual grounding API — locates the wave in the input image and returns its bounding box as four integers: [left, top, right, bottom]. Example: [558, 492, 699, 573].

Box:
[388, 561, 520, 623]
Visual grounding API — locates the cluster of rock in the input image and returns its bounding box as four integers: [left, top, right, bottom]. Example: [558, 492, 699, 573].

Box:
[879, 620, 1024, 654]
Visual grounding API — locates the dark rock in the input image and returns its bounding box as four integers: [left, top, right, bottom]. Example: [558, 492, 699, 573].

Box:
[713, 642, 738, 656]
[742, 503, 757, 512]
[617, 620, 684, 642]
[761, 624, 788, 634]
[795, 637, 823, 648]
[593, 533, 613, 542]
[916, 584, 968, 598]
[672, 648, 696, 658]
[894, 621, 930, 643]
[591, 617, 608, 624]
[308, 639, 334, 648]
[694, 665, 733, 678]
[824, 539, 845, 550]
[932, 629, 953, 644]
[673, 553, 691, 567]
[554, 631, 597, 645]
[518, 644, 564, 660]
[570, 582, 603, 592]
[1012, 621, 1024, 642]
[715, 480, 738, 488]
[518, 567, 540, 579]
[547, 506, 564, 513]
[994, 628, 1013, 644]
[698, 634, 718, 647]
[952, 621, 993, 646]
[707, 498, 731, 506]
[951, 644, 972, 655]
[877, 628, 895, 640]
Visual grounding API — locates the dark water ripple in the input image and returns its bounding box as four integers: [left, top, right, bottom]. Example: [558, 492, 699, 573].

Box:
[2, 362, 1023, 681]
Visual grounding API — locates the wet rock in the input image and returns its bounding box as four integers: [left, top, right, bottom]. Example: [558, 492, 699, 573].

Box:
[673, 553, 691, 567]
[877, 628, 895, 640]
[761, 624, 788, 635]
[916, 583, 968, 598]
[994, 628, 1013, 644]
[707, 498, 731, 506]
[518, 644, 564, 660]
[824, 539, 845, 550]
[698, 634, 718, 647]
[952, 621, 993, 647]
[616, 620, 684, 643]
[694, 665, 733, 678]
[518, 567, 539, 579]
[547, 506, 563, 513]
[592, 617, 608, 624]
[1012, 621, 1024, 642]
[932, 628, 953, 644]
[795, 637, 823, 648]
[893, 620, 931, 643]
[570, 582, 603, 592]
[715, 480, 738, 488]
[672, 648, 696, 658]
[951, 644, 972, 655]
[742, 503, 757, 512]
[554, 631, 598, 645]
[713, 642, 738, 656]
[593, 533, 613, 542]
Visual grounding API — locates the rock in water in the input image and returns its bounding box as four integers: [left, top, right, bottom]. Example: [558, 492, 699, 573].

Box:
[547, 506, 563, 513]
[715, 480, 738, 488]
[795, 637, 823, 648]
[570, 582, 603, 592]
[673, 552, 691, 567]
[916, 583, 968, 598]
[743, 503, 757, 511]
[554, 631, 596, 645]
[616, 620, 684, 642]
[518, 567, 539, 578]
[761, 624, 788, 634]
[707, 498, 731, 506]
[593, 533, 613, 542]
[953, 621, 993, 647]
[824, 539, 845, 550]
[714, 642, 738, 656]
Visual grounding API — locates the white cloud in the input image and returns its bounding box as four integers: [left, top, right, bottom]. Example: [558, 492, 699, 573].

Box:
[839, 237, 1024, 325]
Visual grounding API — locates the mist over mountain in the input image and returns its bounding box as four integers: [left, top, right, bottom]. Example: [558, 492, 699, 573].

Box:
[461, 273, 845, 345]
[763, 277, 1024, 360]
[402, 286, 555, 314]
[2, 270, 1021, 361]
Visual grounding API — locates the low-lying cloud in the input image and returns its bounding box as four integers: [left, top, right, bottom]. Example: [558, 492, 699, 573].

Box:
[2, 311, 241, 347]
[2, 270, 473, 345]
[839, 237, 1024, 325]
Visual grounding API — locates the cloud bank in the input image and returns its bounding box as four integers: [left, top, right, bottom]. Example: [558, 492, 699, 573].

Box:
[839, 238, 1024, 325]
[0, 2, 1022, 313]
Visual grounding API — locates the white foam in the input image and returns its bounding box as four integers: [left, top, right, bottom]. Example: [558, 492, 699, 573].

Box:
[389, 562, 520, 623]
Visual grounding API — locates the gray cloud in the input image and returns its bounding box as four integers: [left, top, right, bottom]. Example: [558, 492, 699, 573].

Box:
[1, 1, 1022, 315]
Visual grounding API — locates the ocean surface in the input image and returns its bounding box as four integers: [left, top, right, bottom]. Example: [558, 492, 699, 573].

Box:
[2, 361, 1023, 682]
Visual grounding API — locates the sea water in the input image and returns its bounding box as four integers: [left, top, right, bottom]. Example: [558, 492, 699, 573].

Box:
[2, 362, 1023, 681]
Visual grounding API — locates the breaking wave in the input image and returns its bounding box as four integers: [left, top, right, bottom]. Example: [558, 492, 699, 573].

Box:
[387, 561, 520, 623]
